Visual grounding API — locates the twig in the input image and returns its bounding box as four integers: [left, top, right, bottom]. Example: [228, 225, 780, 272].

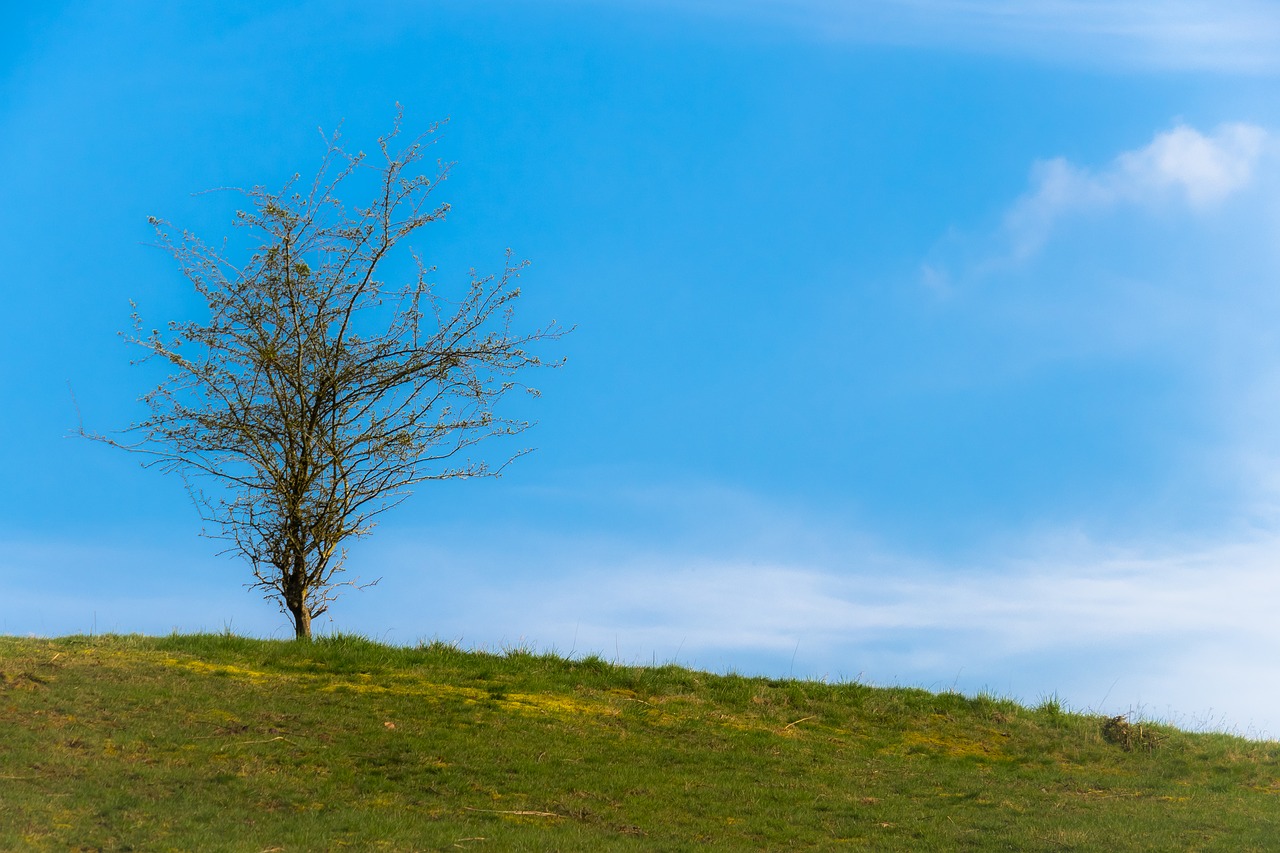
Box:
[464, 807, 562, 818]
[784, 716, 817, 730]
[234, 736, 299, 747]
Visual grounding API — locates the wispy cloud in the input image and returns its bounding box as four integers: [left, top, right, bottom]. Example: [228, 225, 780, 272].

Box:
[1001, 123, 1269, 261]
[919, 121, 1274, 297]
[662, 0, 1280, 72]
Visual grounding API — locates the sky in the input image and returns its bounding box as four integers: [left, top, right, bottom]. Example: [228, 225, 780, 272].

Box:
[3, 0, 1280, 738]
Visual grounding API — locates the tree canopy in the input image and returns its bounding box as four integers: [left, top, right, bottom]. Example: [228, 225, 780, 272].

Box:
[87, 113, 564, 638]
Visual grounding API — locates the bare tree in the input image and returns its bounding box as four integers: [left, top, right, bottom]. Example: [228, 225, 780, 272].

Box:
[84, 113, 564, 639]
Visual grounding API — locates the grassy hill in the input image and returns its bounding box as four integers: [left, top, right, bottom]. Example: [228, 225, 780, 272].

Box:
[1, 633, 1276, 850]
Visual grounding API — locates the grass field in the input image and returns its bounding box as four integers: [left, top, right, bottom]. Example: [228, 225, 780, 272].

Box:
[1, 633, 1276, 850]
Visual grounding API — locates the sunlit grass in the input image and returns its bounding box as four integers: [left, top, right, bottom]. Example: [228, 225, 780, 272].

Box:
[1, 633, 1276, 850]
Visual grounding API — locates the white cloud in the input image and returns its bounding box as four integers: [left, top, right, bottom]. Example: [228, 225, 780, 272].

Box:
[1124, 124, 1269, 205]
[997, 122, 1268, 261]
[658, 0, 1280, 72]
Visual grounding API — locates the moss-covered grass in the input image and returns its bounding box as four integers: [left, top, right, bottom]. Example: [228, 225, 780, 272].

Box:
[1, 633, 1276, 850]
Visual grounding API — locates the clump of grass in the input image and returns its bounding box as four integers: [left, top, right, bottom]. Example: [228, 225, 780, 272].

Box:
[1102, 714, 1168, 752]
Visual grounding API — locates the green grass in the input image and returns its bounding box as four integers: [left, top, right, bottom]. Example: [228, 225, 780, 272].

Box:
[1, 633, 1276, 850]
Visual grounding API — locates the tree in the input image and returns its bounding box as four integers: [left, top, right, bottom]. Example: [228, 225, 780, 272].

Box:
[84, 113, 564, 639]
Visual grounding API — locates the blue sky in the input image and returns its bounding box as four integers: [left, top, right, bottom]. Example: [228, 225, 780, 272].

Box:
[5, 0, 1280, 737]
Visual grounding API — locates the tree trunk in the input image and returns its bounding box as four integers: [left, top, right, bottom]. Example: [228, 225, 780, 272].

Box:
[285, 557, 312, 640]
[291, 603, 312, 640]
[284, 534, 313, 639]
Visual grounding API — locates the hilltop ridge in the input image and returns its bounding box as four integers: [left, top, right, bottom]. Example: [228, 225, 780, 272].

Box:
[1, 633, 1276, 850]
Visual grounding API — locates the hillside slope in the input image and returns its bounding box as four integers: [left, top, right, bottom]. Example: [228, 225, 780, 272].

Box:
[1, 634, 1276, 850]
